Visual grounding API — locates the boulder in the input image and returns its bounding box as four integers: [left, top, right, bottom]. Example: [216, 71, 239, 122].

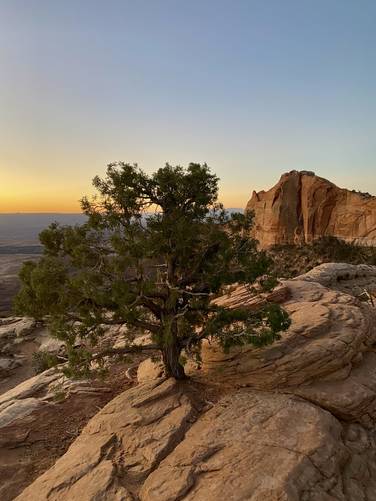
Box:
[0, 356, 22, 376]
[201, 277, 376, 390]
[0, 319, 60, 390]
[0, 317, 36, 339]
[17, 383, 376, 500]
[37, 335, 65, 355]
[137, 357, 165, 383]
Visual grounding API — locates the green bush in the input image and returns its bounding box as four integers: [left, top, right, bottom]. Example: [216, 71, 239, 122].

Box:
[270, 237, 376, 278]
[32, 350, 60, 374]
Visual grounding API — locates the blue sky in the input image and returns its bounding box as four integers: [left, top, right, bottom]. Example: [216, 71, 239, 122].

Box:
[1, 0, 375, 211]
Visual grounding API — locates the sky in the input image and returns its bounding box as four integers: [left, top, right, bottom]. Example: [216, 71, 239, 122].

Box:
[1, 0, 376, 212]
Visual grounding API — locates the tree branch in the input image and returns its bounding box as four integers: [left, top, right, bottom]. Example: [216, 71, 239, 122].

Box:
[92, 343, 158, 360]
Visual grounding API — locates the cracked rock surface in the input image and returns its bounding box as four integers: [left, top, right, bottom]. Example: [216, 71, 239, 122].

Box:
[15, 263, 376, 500]
[201, 265, 376, 391]
[141, 390, 348, 501]
[0, 367, 113, 501]
[17, 379, 198, 500]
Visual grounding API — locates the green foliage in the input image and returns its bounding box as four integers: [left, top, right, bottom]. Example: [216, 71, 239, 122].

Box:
[49, 382, 67, 402]
[271, 237, 376, 278]
[32, 350, 60, 374]
[312, 237, 376, 265]
[203, 303, 291, 354]
[15, 162, 290, 378]
[62, 346, 93, 379]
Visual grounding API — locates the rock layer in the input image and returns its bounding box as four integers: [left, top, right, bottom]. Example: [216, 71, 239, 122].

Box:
[17, 379, 198, 501]
[202, 264, 376, 390]
[141, 391, 348, 501]
[246, 170, 376, 248]
[0, 317, 64, 394]
[0, 367, 116, 501]
[14, 264, 376, 500]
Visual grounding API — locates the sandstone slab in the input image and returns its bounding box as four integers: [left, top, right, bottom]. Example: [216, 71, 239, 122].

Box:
[141, 390, 348, 501]
[0, 367, 112, 501]
[17, 379, 197, 501]
[137, 357, 164, 383]
[202, 276, 376, 390]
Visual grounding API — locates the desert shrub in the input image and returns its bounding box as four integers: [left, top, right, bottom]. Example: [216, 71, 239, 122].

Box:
[32, 350, 60, 374]
[15, 163, 290, 379]
[270, 237, 376, 278]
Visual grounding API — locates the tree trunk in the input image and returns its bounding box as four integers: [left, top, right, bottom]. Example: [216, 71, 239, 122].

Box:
[161, 287, 186, 379]
[162, 338, 186, 379]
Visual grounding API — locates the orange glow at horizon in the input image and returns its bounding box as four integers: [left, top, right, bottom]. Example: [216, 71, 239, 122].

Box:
[1, 1, 376, 215]
[0, 193, 248, 213]
[0, 165, 90, 213]
[1, 159, 251, 213]
[0, 184, 84, 214]
[0, 182, 249, 213]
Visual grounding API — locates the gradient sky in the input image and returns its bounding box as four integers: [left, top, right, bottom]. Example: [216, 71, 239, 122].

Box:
[1, 0, 376, 212]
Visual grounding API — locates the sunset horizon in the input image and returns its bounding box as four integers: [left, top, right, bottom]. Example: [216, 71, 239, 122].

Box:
[2, 0, 376, 213]
[2, 2, 376, 495]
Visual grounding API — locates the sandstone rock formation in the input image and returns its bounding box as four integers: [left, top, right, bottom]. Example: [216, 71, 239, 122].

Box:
[0, 316, 159, 500]
[141, 390, 348, 501]
[13, 263, 376, 500]
[0, 317, 67, 395]
[246, 170, 376, 248]
[0, 317, 145, 395]
[137, 357, 165, 383]
[202, 263, 376, 389]
[0, 366, 116, 501]
[17, 378, 199, 501]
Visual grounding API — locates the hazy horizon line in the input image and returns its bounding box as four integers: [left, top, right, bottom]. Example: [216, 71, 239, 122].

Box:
[0, 212, 85, 215]
[0, 208, 244, 215]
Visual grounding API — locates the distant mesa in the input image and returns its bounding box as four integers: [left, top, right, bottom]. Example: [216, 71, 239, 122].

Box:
[246, 170, 376, 248]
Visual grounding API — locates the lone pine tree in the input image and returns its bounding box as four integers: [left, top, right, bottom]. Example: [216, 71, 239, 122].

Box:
[15, 163, 290, 379]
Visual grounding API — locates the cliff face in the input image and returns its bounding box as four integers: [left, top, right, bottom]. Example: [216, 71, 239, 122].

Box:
[246, 170, 376, 248]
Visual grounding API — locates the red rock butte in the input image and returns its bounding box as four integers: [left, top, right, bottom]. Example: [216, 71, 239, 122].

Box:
[246, 170, 376, 248]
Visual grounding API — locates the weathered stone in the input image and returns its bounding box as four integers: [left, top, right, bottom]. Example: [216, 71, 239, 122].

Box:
[294, 351, 376, 426]
[0, 369, 61, 409]
[17, 379, 197, 500]
[202, 274, 376, 390]
[0, 318, 36, 343]
[37, 336, 65, 354]
[0, 367, 113, 501]
[246, 170, 376, 248]
[141, 391, 348, 501]
[0, 356, 22, 375]
[137, 357, 164, 383]
[12, 263, 376, 500]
